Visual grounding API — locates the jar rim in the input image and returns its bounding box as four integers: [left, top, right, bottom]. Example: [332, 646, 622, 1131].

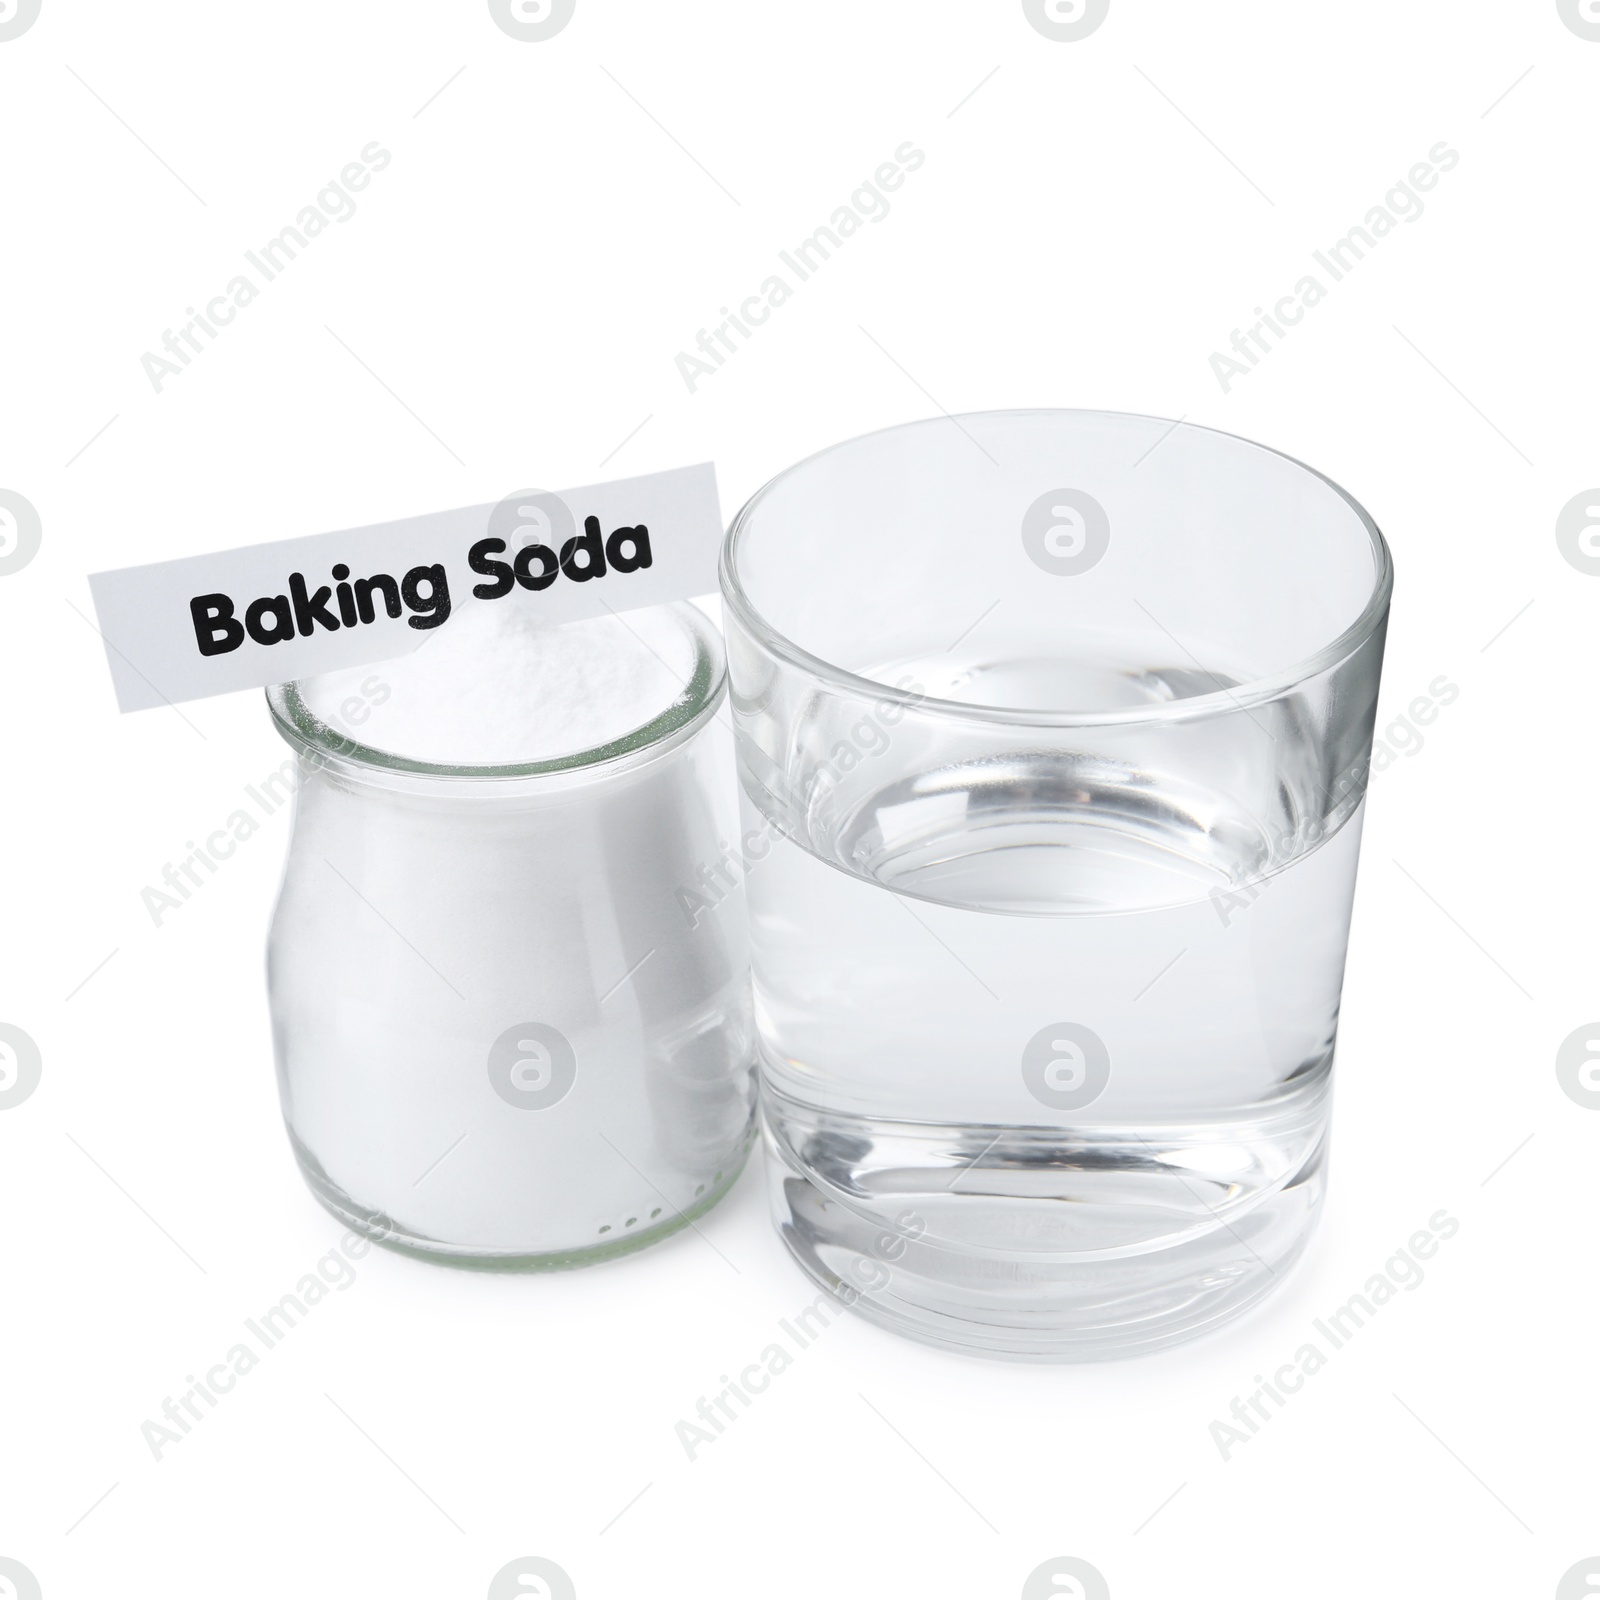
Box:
[720, 408, 1394, 729]
[266, 600, 726, 786]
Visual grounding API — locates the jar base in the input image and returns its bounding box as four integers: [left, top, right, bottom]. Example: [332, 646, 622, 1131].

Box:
[290, 1125, 755, 1272]
[764, 1109, 1322, 1362]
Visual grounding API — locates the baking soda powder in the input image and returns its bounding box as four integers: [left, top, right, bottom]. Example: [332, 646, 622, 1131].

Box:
[265, 599, 755, 1263]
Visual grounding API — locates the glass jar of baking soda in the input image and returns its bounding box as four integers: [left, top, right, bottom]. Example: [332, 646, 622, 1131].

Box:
[265, 598, 755, 1266]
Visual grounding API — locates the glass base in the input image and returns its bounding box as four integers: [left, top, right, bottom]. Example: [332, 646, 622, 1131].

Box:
[764, 1110, 1323, 1362]
[289, 1125, 754, 1272]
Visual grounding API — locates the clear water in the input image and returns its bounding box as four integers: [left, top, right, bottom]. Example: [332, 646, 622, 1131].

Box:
[746, 657, 1363, 1359]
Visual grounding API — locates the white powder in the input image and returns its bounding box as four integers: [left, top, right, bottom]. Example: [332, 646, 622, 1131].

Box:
[267, 600, 755, 1261]
[298, 597, 698, 766]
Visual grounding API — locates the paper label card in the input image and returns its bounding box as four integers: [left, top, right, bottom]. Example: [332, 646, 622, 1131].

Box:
[88, 464, 724, 713]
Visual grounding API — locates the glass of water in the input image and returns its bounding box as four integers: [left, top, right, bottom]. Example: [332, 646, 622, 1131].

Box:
[720, 410, 1391, 1359]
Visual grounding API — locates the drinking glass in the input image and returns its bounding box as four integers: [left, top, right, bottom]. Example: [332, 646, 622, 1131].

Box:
[720, 410, 1391, 1359]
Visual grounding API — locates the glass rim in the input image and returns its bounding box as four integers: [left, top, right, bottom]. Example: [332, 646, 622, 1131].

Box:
[720, 407, 1394, 729]
[265, 600, 726, 787]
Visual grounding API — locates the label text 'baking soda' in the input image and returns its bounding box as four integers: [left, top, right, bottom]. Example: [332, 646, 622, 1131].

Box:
[87, 465, 721, 712]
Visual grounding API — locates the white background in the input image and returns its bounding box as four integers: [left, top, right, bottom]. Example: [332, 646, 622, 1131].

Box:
[1, 2, 1595, 1596]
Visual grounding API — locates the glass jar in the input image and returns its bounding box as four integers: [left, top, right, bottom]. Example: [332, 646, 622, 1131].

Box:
[265, 602, 756, 1267]
[721, 410, 1391, 1359]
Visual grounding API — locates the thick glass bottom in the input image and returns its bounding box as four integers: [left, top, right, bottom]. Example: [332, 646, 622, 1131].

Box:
[289, 1123, 755, 1272]
[764, 1100, 1324, 1361]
